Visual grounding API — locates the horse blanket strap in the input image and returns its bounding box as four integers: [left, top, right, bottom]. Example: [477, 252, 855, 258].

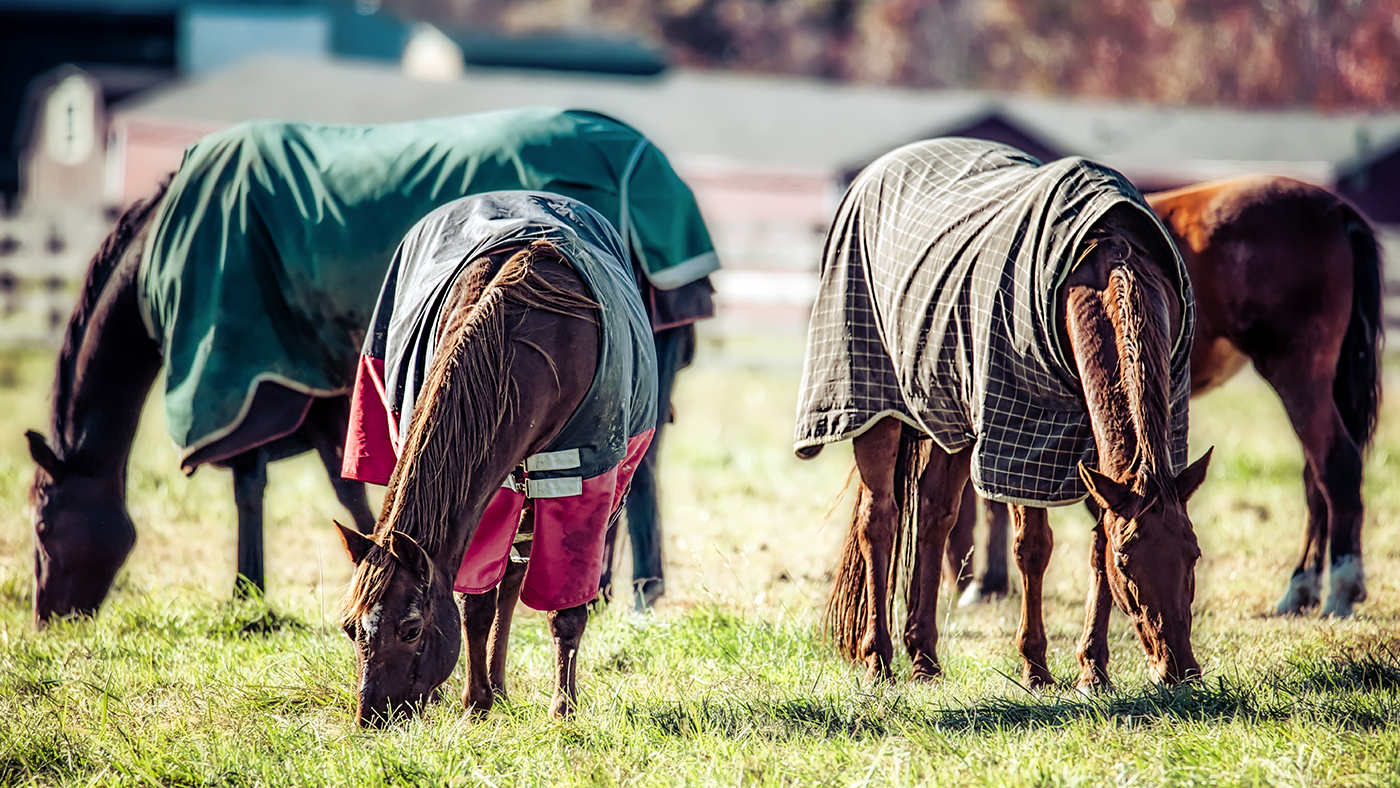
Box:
[794, 138, 1194, 506]
[345, 191, 658, 610]
[138, 108, 714, 459]
[502, 450, 585, 498]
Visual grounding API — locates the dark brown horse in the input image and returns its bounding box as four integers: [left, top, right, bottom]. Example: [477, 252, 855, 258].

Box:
[337, 243, 598, 724]
[955, 176, 1383, 619]
[26, 184, 373, 624]
[336, 192, 654, 726]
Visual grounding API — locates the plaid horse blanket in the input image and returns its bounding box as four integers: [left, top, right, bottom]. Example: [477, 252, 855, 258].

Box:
[794, 139, 1193, 505]
[138, 108, 713, 458]
[345, 192, 656, 610]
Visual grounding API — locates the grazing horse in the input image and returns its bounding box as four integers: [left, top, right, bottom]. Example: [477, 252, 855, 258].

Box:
[337, 193, 655, 725]
[954, 176, 1383, 619]
[798, 139, 1211, 690]
[26, 108, 712, 625]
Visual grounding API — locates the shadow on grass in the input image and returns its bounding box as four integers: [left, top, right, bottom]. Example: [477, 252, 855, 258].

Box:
[633, 650, 1400, 740]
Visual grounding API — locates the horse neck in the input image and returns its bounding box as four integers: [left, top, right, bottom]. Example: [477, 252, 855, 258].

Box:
[376, 275, 520, 572]
[1073, 255, 1177, 491]
[53, 222, 163, 480]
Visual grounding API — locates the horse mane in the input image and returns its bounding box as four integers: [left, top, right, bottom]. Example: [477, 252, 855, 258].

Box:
[1102, 236, 1179, 501]
[50, 178, 171, 454]
[344, 241, 597, 620]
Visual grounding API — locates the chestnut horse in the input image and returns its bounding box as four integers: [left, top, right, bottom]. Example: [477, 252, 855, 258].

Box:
[807, 139, 1212, 691]
[955, 176, 1383, 618]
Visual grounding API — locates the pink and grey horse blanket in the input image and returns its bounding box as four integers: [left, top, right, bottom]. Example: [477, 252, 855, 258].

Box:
[794, 138, 1194, 505]
[345, 192, 657, 610]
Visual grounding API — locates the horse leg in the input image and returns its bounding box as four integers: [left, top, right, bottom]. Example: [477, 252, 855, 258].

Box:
[944, 483, 977, 594]
[488, 556, 526, 698]
[959, 497, 1011, 606]
[304, 397, 376, 535]
[1012, 504, 1054, 688]
[547, 604, 589, 717]
[597, 518, 618, 607]
[846, 418, 903, 682]
[1276, 464, 1328, 614]
[905, 450, 972, 681]
[457, 588, 498, 717]
[1075, 503, 1114, 693]
[1255, 362, 1366, 617]
[230, 448, 268, 598]
[981, 499, 1011, 597]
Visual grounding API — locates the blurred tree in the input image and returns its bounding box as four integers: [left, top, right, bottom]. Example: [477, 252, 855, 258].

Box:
[386, 0, 1400, 109]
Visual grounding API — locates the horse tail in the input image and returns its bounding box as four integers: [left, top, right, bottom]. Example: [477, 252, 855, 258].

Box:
[888, 425, 926, 624]
[376, 242, 596, 553]
[824, 425, 925, 663]
[1335, 204, 1384, 450]
[826, 476, 871, 662]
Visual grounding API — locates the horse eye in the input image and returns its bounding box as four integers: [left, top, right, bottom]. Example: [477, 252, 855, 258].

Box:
[1114, 552, 1129, 569]
[398, 618, 423, 642]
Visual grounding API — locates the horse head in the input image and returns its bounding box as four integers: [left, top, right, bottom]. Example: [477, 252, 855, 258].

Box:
[337, 522, 461, 727]
[1079, 448, 1211, 685]
[27, 430, 136, 626]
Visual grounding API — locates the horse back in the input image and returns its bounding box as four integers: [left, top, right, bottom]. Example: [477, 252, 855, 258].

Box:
[1148, 177, 1356, 375]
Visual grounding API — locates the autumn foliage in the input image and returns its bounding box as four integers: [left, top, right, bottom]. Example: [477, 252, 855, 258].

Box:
[387, 0, 1400, 110]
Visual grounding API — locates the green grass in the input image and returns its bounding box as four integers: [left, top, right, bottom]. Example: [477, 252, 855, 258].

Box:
[4, 343, 1400, 786]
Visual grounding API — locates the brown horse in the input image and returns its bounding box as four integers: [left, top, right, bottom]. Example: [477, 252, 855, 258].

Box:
[337, 244, 596, 724]
[806, 139, 1212, 691]
[955, 176, 1383, 619]
[337, 193, 655, 726]
[26, 184, 374, 624]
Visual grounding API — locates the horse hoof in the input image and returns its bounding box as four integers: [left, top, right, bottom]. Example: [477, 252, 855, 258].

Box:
[1274, 568, 1321, 615]
[1023, 669, 1054, 690]
[958, 581, 1008, 608]
[549, 694, 577, 718]
[863, 661, 895, 685]
[957, 583, 984, 608]
[463, 695, 494, 718]
[1321, 555, 1366, 618]
[1075, 675, 1113, 696]
[910, 658, 942, 683]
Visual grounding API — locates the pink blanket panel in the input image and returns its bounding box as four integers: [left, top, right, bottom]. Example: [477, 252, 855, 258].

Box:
[342, 355, 399, 485]
[455, 428, 654, 610]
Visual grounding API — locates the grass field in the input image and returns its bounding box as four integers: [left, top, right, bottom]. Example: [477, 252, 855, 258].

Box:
[4, 340, 1400, 786]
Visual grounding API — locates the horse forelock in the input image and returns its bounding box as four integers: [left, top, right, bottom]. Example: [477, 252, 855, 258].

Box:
[51, 178, 171, 456]
[349, 241, 596, 611]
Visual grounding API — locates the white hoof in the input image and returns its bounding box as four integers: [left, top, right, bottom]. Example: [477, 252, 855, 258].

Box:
[1275, 568, 1320, 615]
[1321, 554, 1366, 618]
[958, 582, 984, 608]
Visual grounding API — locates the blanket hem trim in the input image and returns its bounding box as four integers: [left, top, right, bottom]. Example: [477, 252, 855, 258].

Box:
[177, 371, 349, 466]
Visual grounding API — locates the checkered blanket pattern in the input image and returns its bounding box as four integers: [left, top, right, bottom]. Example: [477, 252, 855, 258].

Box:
[794, 138, 1193, 505]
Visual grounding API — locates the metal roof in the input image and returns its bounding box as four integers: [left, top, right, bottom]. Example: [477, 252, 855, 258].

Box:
[113, 54, 1400, 180]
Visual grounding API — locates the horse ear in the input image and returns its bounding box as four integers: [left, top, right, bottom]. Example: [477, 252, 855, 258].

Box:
[335, 520, 374, 565]
[386, 530, 431, 580]
[1078, 462, 1139, 516]
[1174, 447, 1213, 502]
[26, 430, 63, 480]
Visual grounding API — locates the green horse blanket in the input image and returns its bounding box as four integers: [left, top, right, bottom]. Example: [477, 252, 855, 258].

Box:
[138, 108, 717, 457]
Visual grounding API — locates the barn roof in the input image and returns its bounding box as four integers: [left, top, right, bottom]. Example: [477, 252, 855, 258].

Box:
[114, 54, 1400, 185]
